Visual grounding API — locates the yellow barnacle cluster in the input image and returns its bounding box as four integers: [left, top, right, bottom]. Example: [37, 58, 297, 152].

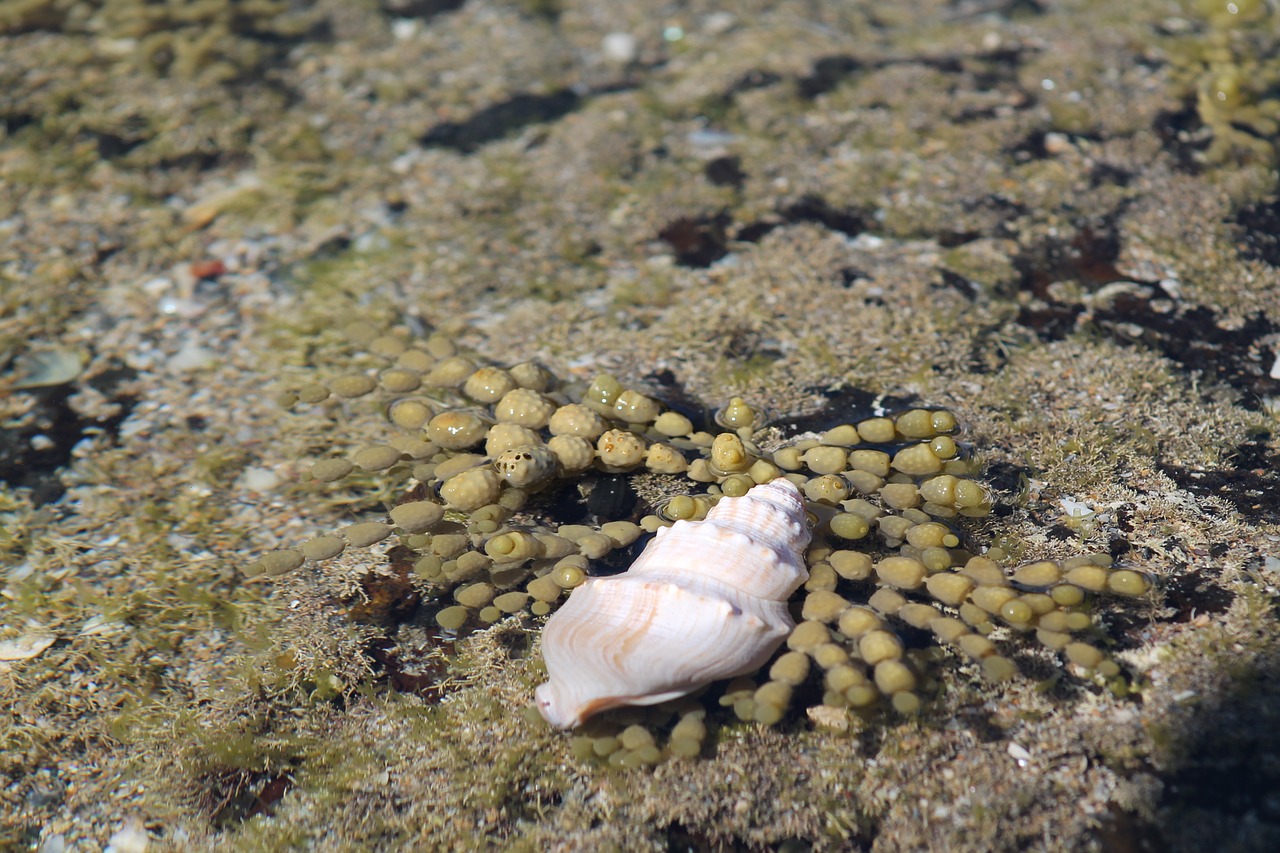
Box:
[254, 320, 1154, 764]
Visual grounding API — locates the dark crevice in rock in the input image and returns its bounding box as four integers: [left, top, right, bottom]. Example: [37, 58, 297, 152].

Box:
[366, 628, 458, 702]
[703, 154, 746, 188]
[1152, 105, 1209, 173]
[767, 386, 920, 436]
[732, 194, 869, 248]
[0, 366, 138, 506]
[1233, 196, 1280, 267]
[797, 55, 863, 98]
[1159, 435, 1280, 525]
[379, 0, 467, 20]
[420, 88, 583, 153]
[658, 213, 731, 267]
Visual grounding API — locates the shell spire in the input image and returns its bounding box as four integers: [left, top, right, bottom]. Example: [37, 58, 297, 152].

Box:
[535, 478, 811, 729]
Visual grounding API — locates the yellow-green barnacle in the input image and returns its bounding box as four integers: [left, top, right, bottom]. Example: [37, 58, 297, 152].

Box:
[897, 602, 942, 630]
[874, 556, 928, 590]
[485, 531, 543, 563]
[829, 550, 873, 580]
[526, 573, 563, 604]
[802, 590, 851, 623]
[847, 449, 891, 478]
[953, 479, 990, 509]
[753, 681, 793, 725]
[378, 367, 422, 394]
[905, 522, 960, 551]
[867, 587, 907, 617]
[1012, 561, 1062, 588]
[251, 548, 305, 577]
[492, 591, 530, 614]
[918, 547, 954, 572]
[894, 409, 942, 440]
[802, 445, 849, 476]
[770, 651, 811, 687]
[709, 432, 752, 475]
[599, 521, 642, 548]
[1107, 569, 1150, 596]
[670, 713, 708, 758]
[1050, 582, 1086, 607]
[859, 630, 905, 665]
[1063, 561, 1110, 592]
[573, 532, 613, 560]
[548, 403, 608, 440]
[685, 457, 717, 483]
[275, 388, 301, 408]
[876, 514, 916, 544]
[493, 445, 558, 489]
[552, 557, 589, 589]
[546, 434, 594, 472]
[387, 397, 435, 431]
[300, 535, 346, 562]
[508, 361, 555, 392]
[582, 373, 625, 416]
[389, 500, 445, 533]
[341, 521, 394, 548]
[924, 571, 974, 607]
[455, 581, 496, 609]
[353, 444, 404, 472]
[386, 435, 436, 460]
[596, 428, 647, 471]
[919, 474, 958, 506]
[310, 458, 356, 483]
[930, 435, 959, 461]
[891, 443, 943, 476]
[845, 469, 885, 496]
[329, 373, 378, 398]
[856, 417, 897, 444]
[435, 605, 470, 630]
[427, 411, 489, 451]
[787, 622, 831, 655]
[395, 348, 435, 373]
[772, 446, 805, 472]
[295, 382, 330, 405]
[424, 356, 477, 388]
[439, 467, 503, 511]
[880, 483, 921, 510]
[820, 424, 861, 446]
[959, 556, 1007, 587]
[422, 332, 458, 358]
[715, 396, 757, 431]
[612, 389, 662, 424]
[660, 494, 698, 522]
[748, 458, 784, 484]
[803, 474, 850, 505]
[644, 442, 688, 474]
[463, 366, 517, 403]
[653, 410, 694, 438]
[485, 423, 542, 457]
[493, 388, 556, 429]
[970, 584, 1019, 616]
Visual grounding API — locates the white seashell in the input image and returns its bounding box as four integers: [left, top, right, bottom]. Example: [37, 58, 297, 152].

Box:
[535, 478, 811, 728]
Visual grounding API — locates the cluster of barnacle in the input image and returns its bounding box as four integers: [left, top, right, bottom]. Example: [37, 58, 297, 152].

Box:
[252, 321, 1151, 766]
[1166, 0, 1280, 164]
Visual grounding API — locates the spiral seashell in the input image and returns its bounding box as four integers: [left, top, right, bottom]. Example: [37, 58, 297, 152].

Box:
[535, 478, 811, 728]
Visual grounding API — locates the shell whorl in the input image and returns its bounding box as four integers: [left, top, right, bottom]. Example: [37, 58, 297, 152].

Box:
[535, 478, 811, 729]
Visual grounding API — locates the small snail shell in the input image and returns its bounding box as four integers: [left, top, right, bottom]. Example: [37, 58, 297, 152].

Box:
[535, 478, 811, 728]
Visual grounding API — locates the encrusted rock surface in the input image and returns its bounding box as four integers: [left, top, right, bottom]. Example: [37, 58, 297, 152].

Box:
[2, 1, 1279, 850]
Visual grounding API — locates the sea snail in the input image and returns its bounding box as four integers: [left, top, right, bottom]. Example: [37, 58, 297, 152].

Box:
[535, 478, 812, 728]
